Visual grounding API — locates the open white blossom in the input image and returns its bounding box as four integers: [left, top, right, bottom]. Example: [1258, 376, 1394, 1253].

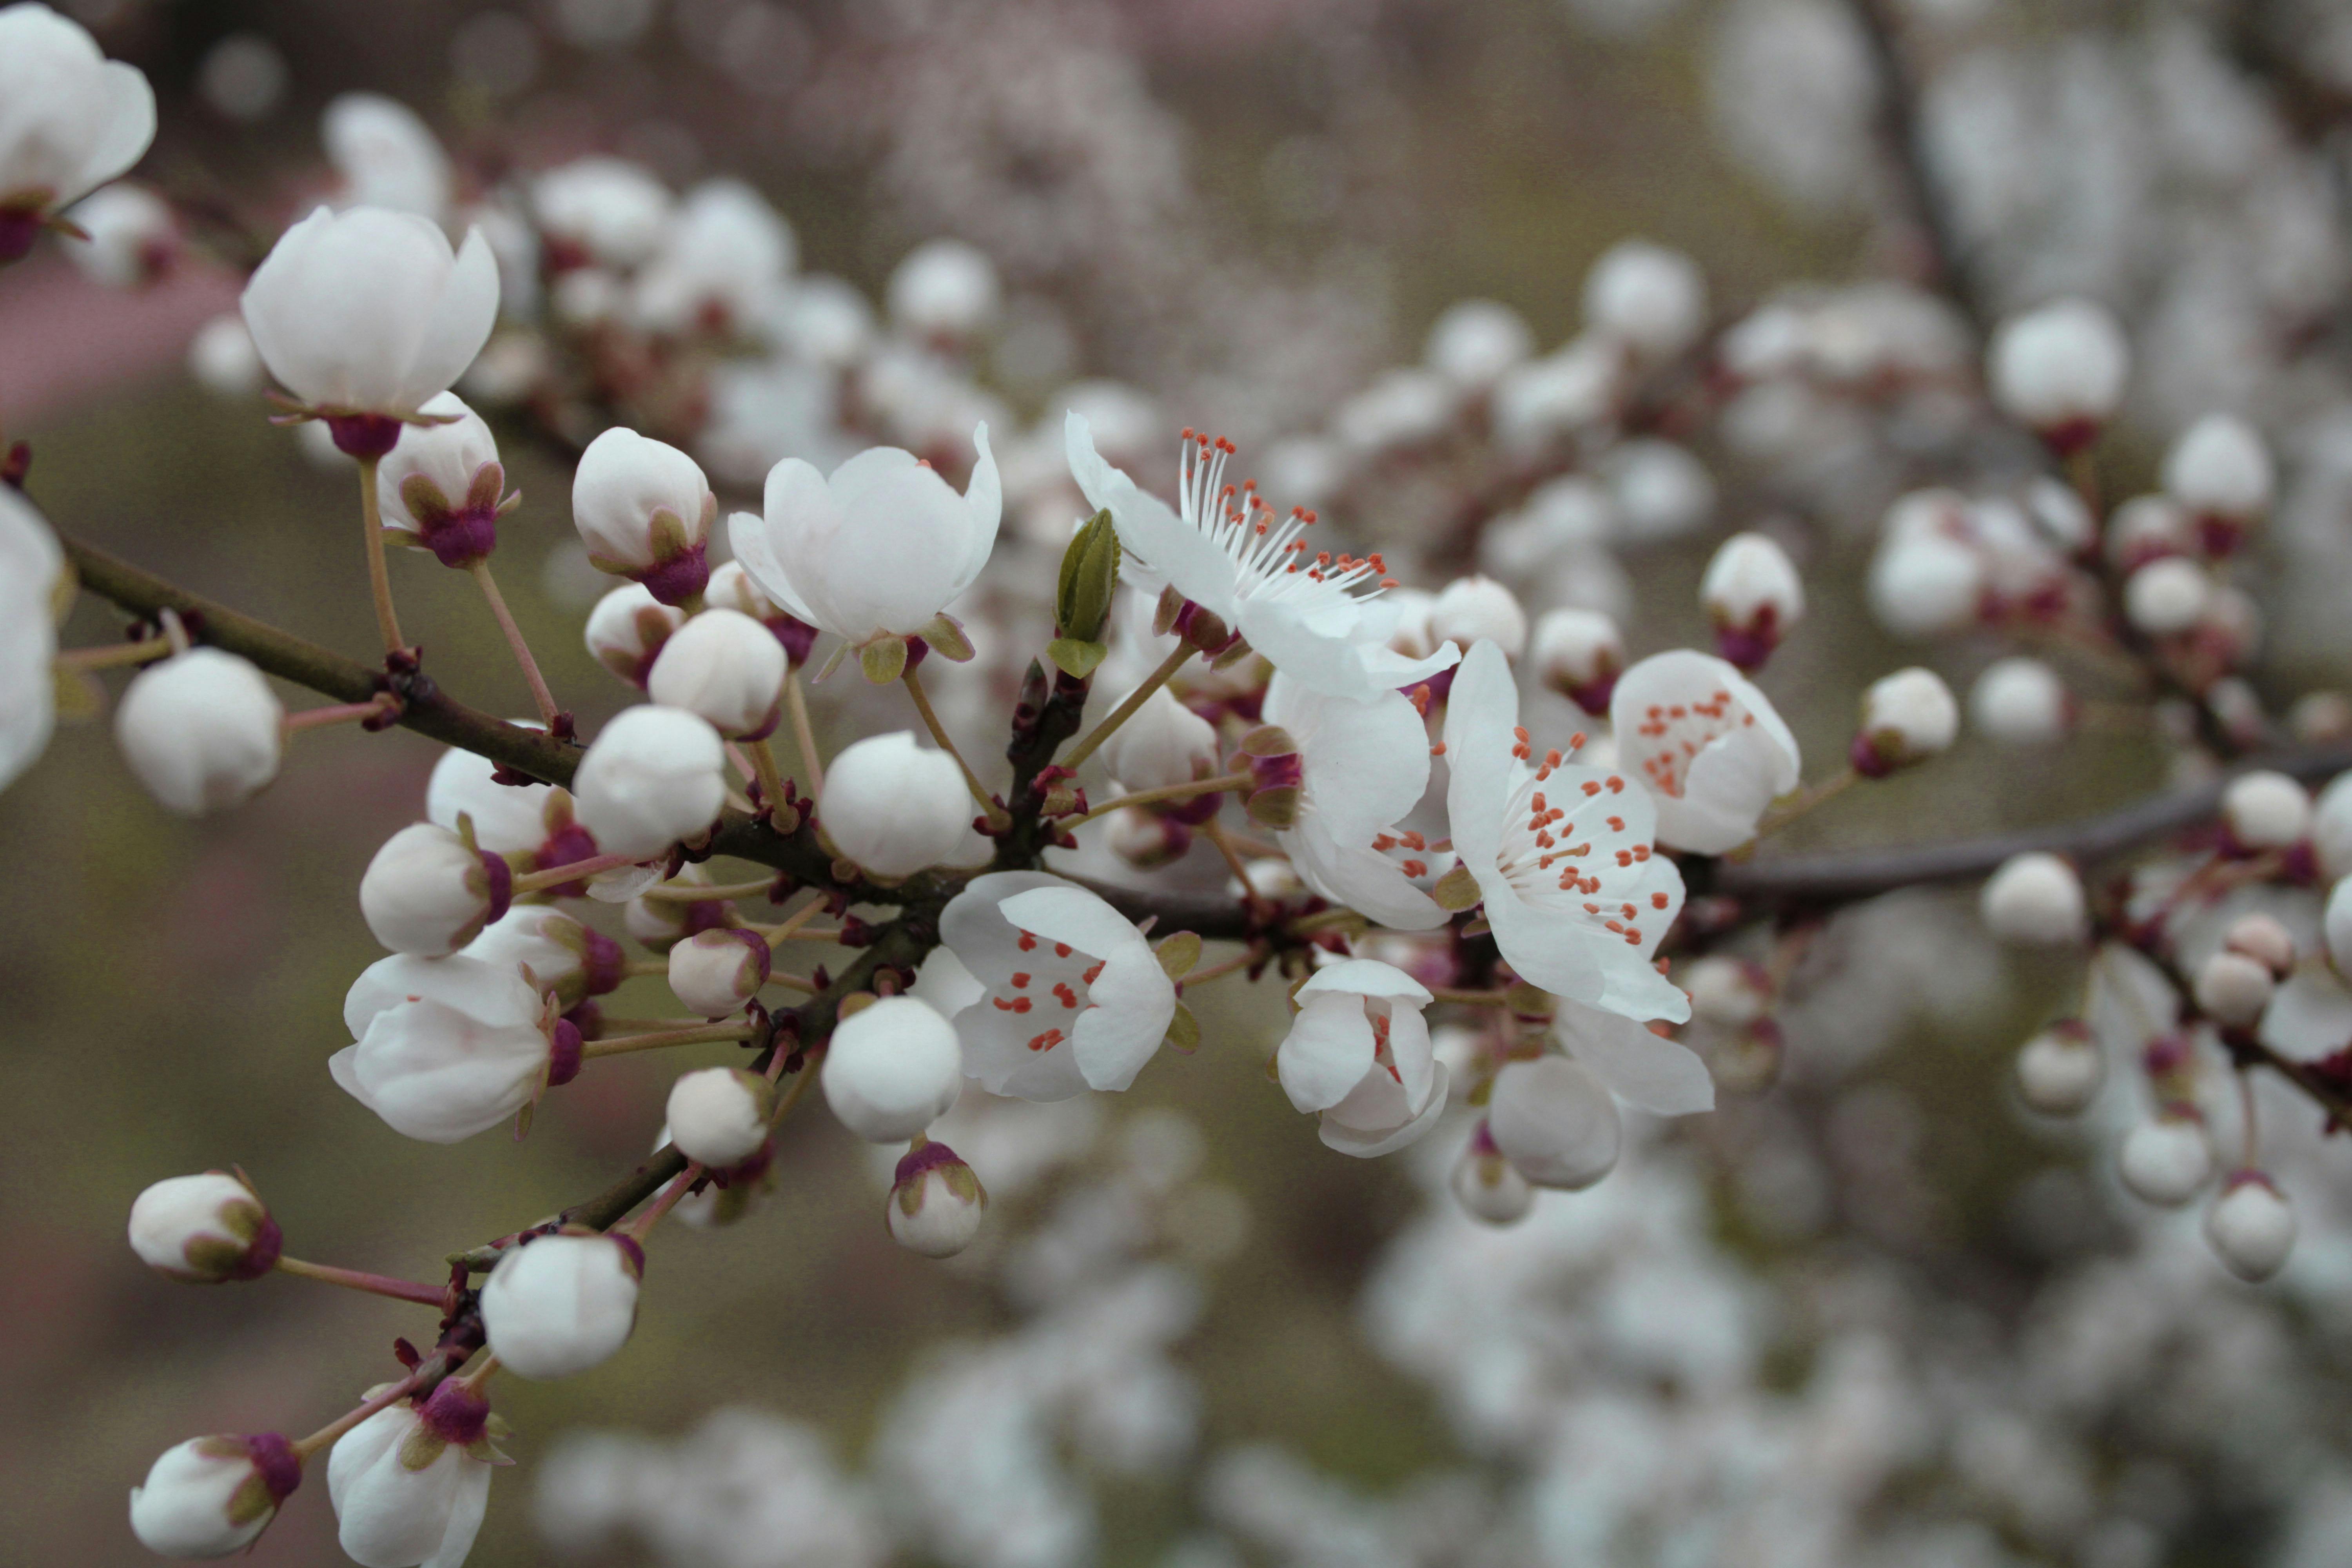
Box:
[1608, 648, 1800, 856]
[333, 952, 565, 1143]
[1276, 960, 1451, 1158]
[0, 3, 156, 252]
[1262, 675, 1449, 931]
[327, 1387, 499, 1568]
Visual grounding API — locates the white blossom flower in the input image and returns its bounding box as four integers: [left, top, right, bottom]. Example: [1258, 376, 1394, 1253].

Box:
[1868, 527, 1985, 640]
[187, 313, 262, 397]
[1970, 657, 2070, 747]
[334, 952, 568, 1143]
[61, 181, 173, 286]
[481, 1231, 643, 1380]
[939, 871, 1178, 1101]
[1066, 413, 1459, 701]
[534, 156, 672, 268]
[820, 733, 972, 879]
[822, 995, 965, 1142]
[1854, 667, 1958, 775]
[1699, 531, 1803, 668]
[570, 427, 716, 604]
[2015, 1022, 2103, 1114]
[2163, 413, 2272, 527]
[1980, 852, 2087, 947]
[887, 238, 1000, 341]
[1487, 1054, 1621, 1189]
[1987, 298, 2128, 448]
[1429, 575, 1528, 660]
[664, 1067, 772, 1167]
[1607, 648, 1800, 857]
[322, 92, 450, 219]
[1098, 687, 1220, 793]
[2222, 770, 2311, 850]
[359, 822, 511, 956]
[887, 1140, 988, 1258]
[127, 1171, 279, 1283]
[1423, 299, 1534, 390]
[2324, 878, 2352, 977]
[464, 905, 623, 1009]
[425, 743, 580, 860]
[584, 583, 687, 688]
[1450, 1125, 1535, 1224]
[376, 392, 503, 568]
[327, 1383, 499, 1568]
[113, 648, 283, 815]
[1530, 607, 1624, 711]
[0, 481, 64, 793]
[2205, 1174, 2296, 1282]
[0, 3, 156, 256]
[129, 1434, 298, 1559]
[628, 178, 793, 335]
[647, 608, 786, 739]
[1261, 675, 1448, 931]
[2194, 950, 2274, 1026]
[1447, 640, 1690, 1022]
[726, 428, 1000, 652]
[1582, 238, 1706, 361]
[666, 928, 770, 1018]
[572, 705, 728, 860]
[1276, 959, 1450, 1158]
[240, 206, 499, 444]
[1554, 997, 1715, 1114]
[2123, 556, 2209, 636]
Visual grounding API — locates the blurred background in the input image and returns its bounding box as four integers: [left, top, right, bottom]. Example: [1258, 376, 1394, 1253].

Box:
[13, 0, 2352, 1565]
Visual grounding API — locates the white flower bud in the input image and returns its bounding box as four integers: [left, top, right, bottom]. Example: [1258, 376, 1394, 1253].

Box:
[2324, 877, 2352, 977]
[322, 91, 450, 219]
[2104, 493, 2189, 572]
[481, 1230, 643, 1379]
[535, 157, 670, 266]
[327, 1390, 497, 1568]
[1855, 666, 1958, 775]
[1607, 439, 1715, 542]
[1582, 239, 1706, 361]
[1487, 1055, 1621, 1190]
[375, 391, 502, 567]
[63, 181, 174, 287]
[2015, 1022, 2103, 1114]
[822, 996, 964, 1143]
[1987, 298, 2128, 445]
[113, 648, 283, 815]
[820, 732, 971, 878]
[886, 1139, 989, 1258]
[2163, 414, 2272, 524]
[665, 1066, 773, 1167]
[0, 5, 156, 249]
[573, 705, 728, 860]
[2194, 950, 2274, 1028]
[1700, 531, 1805, 666]
[584, 583, 687, 688]
[570, 426, 715, 603]
[128, 1171, 279, 1283]
[188, 313, 263, 397]
[1685, 956, 1771, 1029]
[2205, 1174, 2296, 1282]
[1424, 299, 1534, 389]
[359, 822, 509, 956]
[2119, 1109, 2215, 1207]
[1969, 657, 2070, 748]
[2221, 769, 2311, 850]
[1980, 852, 2087, 947]
[646, 608, 785, 739]
[2122, 556, 2209, 636]
[1451, 1123, 1535, 1225]
[2224, 913, 2295, 975]
[1868, 529, 1984, 640]
[1530, 608, 1624, 709]
[1428, 575, 1528, 659]
[887, 238, 1000, 340]
[668, 928, 770, 1018]
[130, 1434, 299, 1559]
[1098, 687, 1220, 793]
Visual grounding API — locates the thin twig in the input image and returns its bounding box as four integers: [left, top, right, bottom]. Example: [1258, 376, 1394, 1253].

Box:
[466, 559, 561, 727]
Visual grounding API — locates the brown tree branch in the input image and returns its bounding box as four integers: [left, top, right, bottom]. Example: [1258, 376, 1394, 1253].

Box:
[1847, 0, 1988, 333]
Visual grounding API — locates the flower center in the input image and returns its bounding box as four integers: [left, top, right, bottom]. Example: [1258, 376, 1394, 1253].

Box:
[1630, 686, 1753, 799]
[1176, 430, 1399, 604]
[993, 928, 1109, 1052]
[1488, 727, 1667, 948]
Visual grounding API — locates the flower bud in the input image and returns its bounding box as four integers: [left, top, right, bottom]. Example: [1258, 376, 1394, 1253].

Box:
[1987, 298, 2128, 450]
[1425, 299, 1534, 390]
[1868, 530, 1984, 640]
[1429, 575, 1528, 660]
[64, 181, 175, 287]
[887, 238, 1000, 341]
[1582, 238, 1706, 361]
[1853, 667, 1958, 777]
[535, 156, 672, 268]
[327, 1384, 499, 1568]
[1685, 956, 1771, 1029]
[1530, 608, 1624, 711]
[465, 904, 625, 1007]
[113, 648, 284, 815]
[1486, 1055, 1620, 1191]
[2194, 949, 2274, 1027]
[2015, 1021, 2103, 1115]
[376, 391, 503, 568]
[481, 1230, 643, 1379]
[820, 732, 971, 878]
[886, 1138, 989, 1258]
[2204, 1172, 2296, 1282]
[1099, 687, 1218, 794]
[129, 1433, 300, 1558]
[822, 995, 964, 1143]
[706, 560, 819, 668]
[665, 1066, 773, 1167]
[1969, 657, 2070, 748]
[1979, 852, 2087, 947]
[668, 928, 770, 1018]
[188, 314, 263, 397]
[2123, 557, 2209, 637]
[0, 6, 155, 259]
[573, 705, 728, 860]
[2119, 1107, 2214, 1207]
[338, 953, 571, 1142]
[585, 583, 687, 687]
[646, 607, 785, 739]
[570, 426, 715, 605]
[1699, 532, 1803, 669]
[128, 1171, 280, 1283]
[1055, 508, 1121, 643]
[2163, 414, 2271, 551]
[2221, 769, 2310, 851]
[1450, 1121, 1535, 1225]
[359, 822, 511, 956]
[2223, 913, 2295, 975]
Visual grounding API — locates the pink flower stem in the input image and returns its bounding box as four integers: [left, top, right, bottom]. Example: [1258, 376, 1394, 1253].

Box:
[289, 1367, 430, 1462]
[579, 1022, 760, 1060]
[282, 695, 400, 734]
[624, 1162, 705, 1242]
[1058, 641, 1192, 772]
[466, 559, 561, 728]
[273, 1254, 449, 1307]
[510, 853, 642, 894]
[354, 457, 407, 657]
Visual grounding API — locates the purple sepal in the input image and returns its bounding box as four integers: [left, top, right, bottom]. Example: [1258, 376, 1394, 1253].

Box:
[1246, 750, 1303, 793]
[740, 706, 781, 744]
[711, 1138, 775, 1187]
[1848, 731, 1899, 780]
[902, 636, 931, 672]
[327, 413, 406, 459]
[581, 927, 627, 995]
[608, 1233, 646, 1278]
[545, 1018, 584, 1086]
[534, 823, 600, 897]
[1567, 675, 1618, 713]
[479, 851, 514, 924]
[1468, 1118, 1503, 1158]
[893, 1139, 970, 1188]
[1167, 791, 1224, 826]
[424, 508, 499, 569]
[731, 927, 774, 987]
[683, 898, 734, 940]
[225, 1213, 285, 1281]
[243, 1433, 303, 1504]
[564, 998, 604, 1041]
[768, 613, 819, 668]
[634, 542, 711, 607]
[0, 209, 40, 264]
[418, 1378, 491, 1447]
[1713, 624, 1777, 672]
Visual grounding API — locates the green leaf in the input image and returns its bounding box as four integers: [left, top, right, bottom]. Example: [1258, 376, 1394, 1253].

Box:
[1045, 637, 1109, 680]
[1055, 509, 1122, 642]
